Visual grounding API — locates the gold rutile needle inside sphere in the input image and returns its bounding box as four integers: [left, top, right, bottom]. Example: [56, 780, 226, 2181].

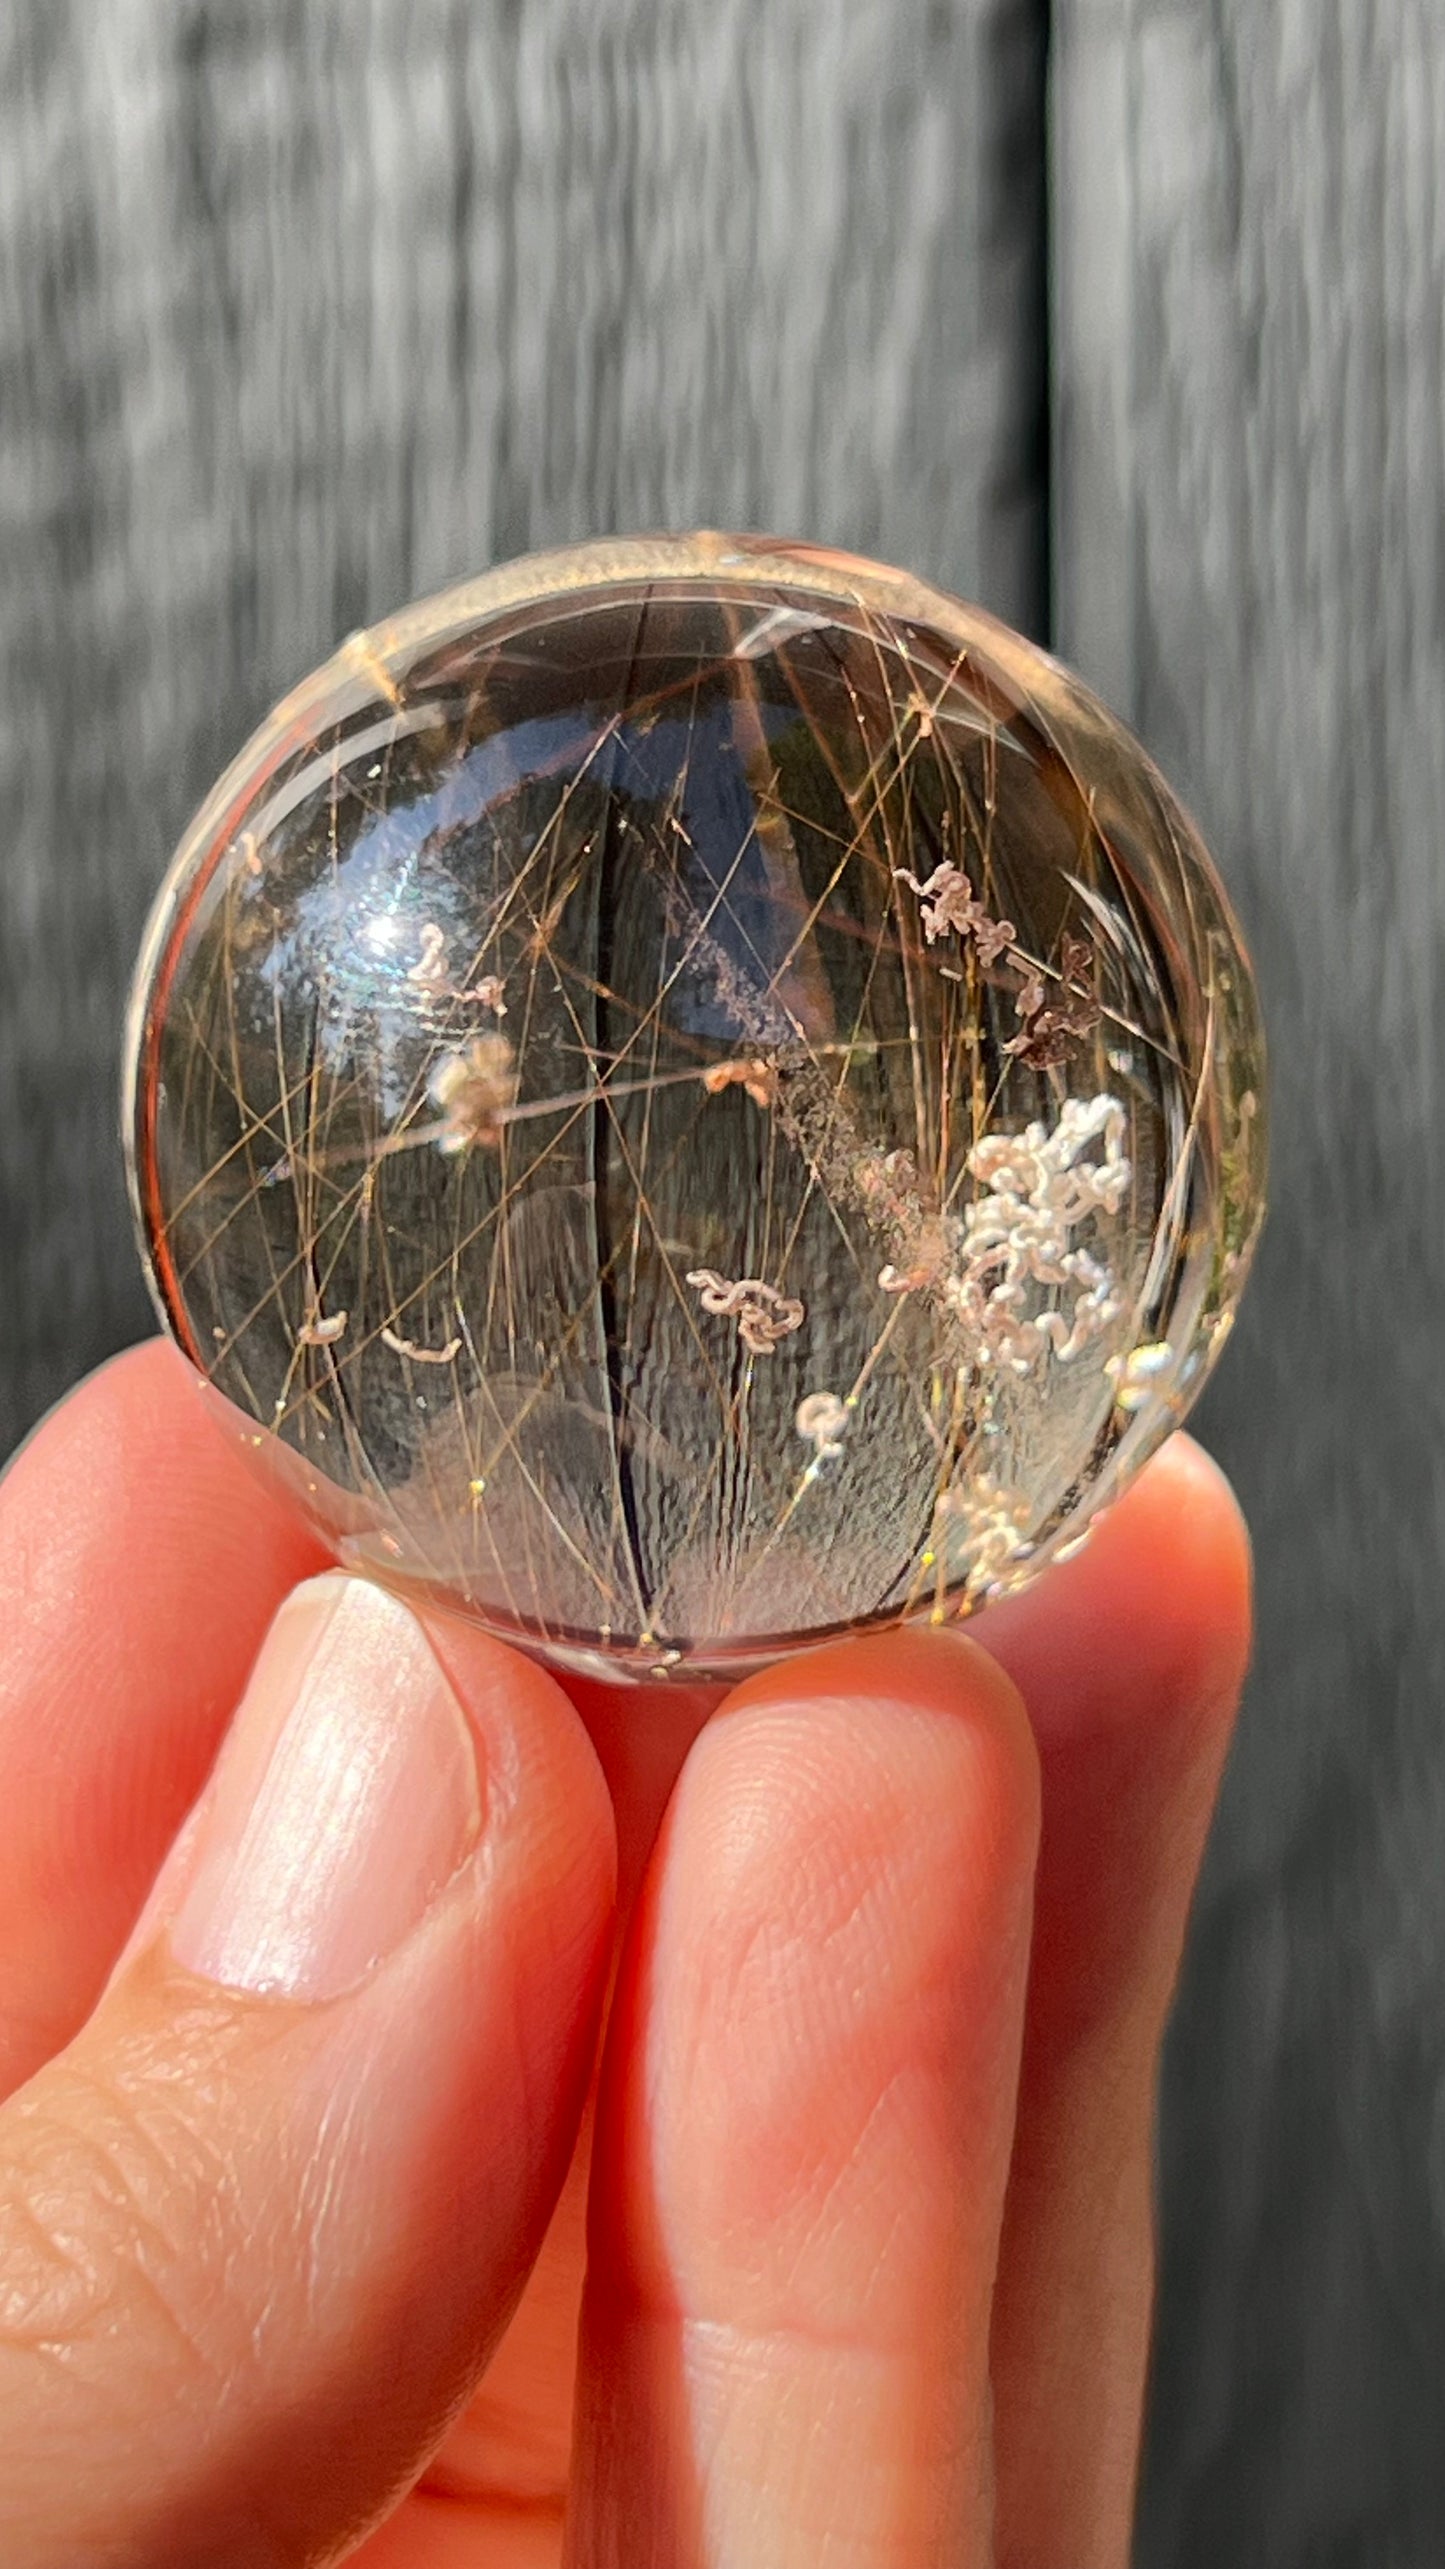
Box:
[125, 534, 1266, 1684]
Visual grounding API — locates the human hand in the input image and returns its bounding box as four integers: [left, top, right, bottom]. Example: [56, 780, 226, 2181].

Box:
[0, 1341, 1250, 2567]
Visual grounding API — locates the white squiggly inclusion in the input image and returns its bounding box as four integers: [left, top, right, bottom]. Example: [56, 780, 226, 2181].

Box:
[880, 1093, 1131, 1377]
[948, 1092, 1131, 1373]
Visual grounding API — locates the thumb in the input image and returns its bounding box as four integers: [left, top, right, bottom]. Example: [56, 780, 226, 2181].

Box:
[0, 1573, 615, 2569]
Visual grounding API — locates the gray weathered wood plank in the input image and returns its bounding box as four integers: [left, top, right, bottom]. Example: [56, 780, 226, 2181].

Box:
[0, 0, 1047, 1450]
[1054, 4, 1445, 2559]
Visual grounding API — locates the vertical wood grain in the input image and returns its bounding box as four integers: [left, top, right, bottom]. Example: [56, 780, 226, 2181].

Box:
[1054, 5, 1445, 2560]
[0, 0, 1047, 1447]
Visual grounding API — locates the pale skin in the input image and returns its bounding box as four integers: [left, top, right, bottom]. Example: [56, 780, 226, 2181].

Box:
[0, 1340, 1252, 2567]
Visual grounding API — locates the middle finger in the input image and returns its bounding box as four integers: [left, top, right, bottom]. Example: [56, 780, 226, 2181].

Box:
[568, 1627, 1040, 2569]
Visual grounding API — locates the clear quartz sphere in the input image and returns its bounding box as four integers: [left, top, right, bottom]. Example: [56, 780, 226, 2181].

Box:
[125, 534, 1266, 1683]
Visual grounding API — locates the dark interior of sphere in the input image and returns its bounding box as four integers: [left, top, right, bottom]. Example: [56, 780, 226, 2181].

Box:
[145, 578, 1179, 1662]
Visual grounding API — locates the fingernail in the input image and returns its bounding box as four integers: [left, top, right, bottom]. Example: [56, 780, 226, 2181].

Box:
[169, 1574, 483, 2000]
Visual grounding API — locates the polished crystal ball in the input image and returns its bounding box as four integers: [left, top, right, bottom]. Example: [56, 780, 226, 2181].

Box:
[125, 535, 1266, 1682]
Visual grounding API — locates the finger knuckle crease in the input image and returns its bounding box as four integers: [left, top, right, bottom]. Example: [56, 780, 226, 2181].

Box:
[0, 2077, 232, 2384]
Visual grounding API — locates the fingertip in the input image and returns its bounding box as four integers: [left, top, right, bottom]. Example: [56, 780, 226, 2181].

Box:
[726, 1614, 1035, 1727]
[1142, 1431, 1255, 1677]
[713, 1618, 1042, 1892]
[972, 1432, 1254, 1750]
[1112, 1426, 1252, 1595]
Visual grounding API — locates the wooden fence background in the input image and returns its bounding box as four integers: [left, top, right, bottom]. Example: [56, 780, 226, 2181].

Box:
[3, 3, 1443, 2557]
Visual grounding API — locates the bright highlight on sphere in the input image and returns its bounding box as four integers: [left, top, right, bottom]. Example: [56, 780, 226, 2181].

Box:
[125, 534, 1266, 1683]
